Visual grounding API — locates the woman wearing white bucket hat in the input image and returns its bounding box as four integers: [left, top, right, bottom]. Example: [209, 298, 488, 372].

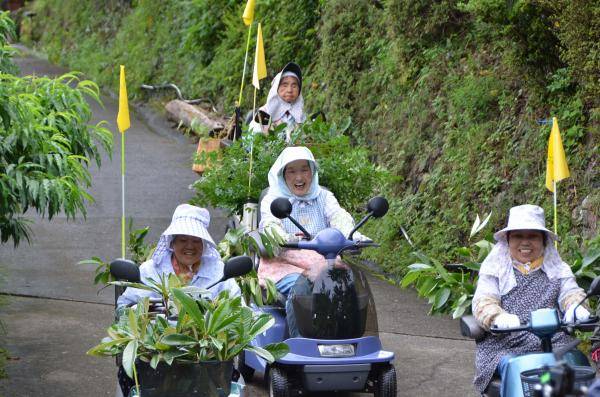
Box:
[117, 204, 240, 307]
[472, 204, 589, 394]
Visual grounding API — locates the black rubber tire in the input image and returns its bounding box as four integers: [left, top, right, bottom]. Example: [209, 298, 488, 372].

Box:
[269, 366, 291, 397]
[374, 364, 397, 397]
[237, 350, 255, 383]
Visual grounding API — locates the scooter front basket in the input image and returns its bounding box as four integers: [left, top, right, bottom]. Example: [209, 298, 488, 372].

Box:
[520, 366, 595, 397]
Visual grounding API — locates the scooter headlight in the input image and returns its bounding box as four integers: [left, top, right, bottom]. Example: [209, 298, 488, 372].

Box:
[317, 344, 355, 357]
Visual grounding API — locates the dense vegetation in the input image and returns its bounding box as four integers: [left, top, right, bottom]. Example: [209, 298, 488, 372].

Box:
[0, 11, 112, 245]
[19, 0, 599, 286]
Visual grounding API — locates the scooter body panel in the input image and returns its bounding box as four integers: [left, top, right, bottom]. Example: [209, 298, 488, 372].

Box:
[503, 352, 555, 397]
[278, 336, 394, 365]
[243, 308, 394, 389]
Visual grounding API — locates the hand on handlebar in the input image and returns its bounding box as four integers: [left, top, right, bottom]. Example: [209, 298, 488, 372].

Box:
[493, 312, 521, 329]
[351, 231, 371, 242]
[333, 257, 350, 270]
[564, 304, 590, 323]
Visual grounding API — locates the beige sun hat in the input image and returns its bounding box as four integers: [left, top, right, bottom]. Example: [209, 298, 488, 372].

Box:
[493, 204, 558, 242]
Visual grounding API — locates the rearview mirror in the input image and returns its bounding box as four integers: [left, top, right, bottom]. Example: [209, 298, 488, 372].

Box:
[223, 255, 253, 280]
[588, 276, 600, 296]
[367, 196, 389, 218]
[110, 259, 141, 283]
[271, 198, 292, 219]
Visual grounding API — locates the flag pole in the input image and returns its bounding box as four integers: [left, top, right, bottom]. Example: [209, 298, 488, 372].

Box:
[121, 131, 126, 258]
[117, 65, 131, 258]
[238, 24, 253, 106]
[553, 180, 558, 248]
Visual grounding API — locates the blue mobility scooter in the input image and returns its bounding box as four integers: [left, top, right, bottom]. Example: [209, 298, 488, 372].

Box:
[460, 276, 600, 397]
[238, 196, 397, 396]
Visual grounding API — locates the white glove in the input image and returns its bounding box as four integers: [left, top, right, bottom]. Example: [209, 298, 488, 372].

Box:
[493, 313, 521, 329]
[352, 231, 371, 242]
[564, 304, 590, 323]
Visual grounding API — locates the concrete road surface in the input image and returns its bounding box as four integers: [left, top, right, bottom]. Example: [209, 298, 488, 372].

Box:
[0, 49, 477, 397]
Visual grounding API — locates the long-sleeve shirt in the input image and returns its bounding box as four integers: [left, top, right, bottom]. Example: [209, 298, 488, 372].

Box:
[473, 265, 585, 329]
[117, 251, 240, 307]
[258, 189, 364, 284]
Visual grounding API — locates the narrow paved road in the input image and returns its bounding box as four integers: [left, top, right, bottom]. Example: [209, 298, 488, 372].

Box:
[0, 50, 477, 397]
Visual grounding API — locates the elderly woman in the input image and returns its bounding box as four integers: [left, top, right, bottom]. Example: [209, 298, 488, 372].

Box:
[249, 62, 306, 142]
[472, 204, 589, 395]
[258, 146, 365, 337]
[117, 204, 240, 308]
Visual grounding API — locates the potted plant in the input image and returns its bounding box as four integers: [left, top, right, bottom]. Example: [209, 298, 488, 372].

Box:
[88, 278, 288, 397]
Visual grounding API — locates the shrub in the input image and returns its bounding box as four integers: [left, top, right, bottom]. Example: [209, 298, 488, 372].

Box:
[0, 11, 112, 245]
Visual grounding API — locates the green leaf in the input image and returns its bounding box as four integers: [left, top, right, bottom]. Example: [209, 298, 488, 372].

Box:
[263, 342, 289, 360]
[128, 309, 139, 338]
[407, 263, 432, 271]
[434, 288, 451, 309]
[417, 277, 437, 297]
[249, 315, 275, 337]
[582, 248, 600, 269]
[122, 340, 138, 379]
[150, 354, 160, 369]
[172, 288, 205, 333]
[160, 333, 197, 346]
[401, 271, 421, 288]
[246, 345, 275, 363]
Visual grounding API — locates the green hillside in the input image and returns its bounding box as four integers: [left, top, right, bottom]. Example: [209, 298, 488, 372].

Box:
[19, 0, 599, 281]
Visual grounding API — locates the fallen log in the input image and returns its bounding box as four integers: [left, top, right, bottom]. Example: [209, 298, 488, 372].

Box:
[165, 99, 227, 132]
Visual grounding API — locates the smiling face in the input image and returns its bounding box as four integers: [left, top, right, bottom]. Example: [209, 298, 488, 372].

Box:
[277, 75, 300, 103]
[172, 235, 204, 268]
[508, 229, 545, 263]
[284, 160, 313, 196]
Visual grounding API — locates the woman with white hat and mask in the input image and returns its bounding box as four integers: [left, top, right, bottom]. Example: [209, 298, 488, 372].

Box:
[472, 204, 589, 395]
[249, 62, 306, 142]
[117, 204, 240, 308]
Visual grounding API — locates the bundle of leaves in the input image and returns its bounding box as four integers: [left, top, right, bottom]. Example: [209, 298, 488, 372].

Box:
[191, 118, 391, 215]
[78, 220, 156, 285]
[88, 283, 288, 386]
[217, 225, 283, 306]
[0, 12, 112, 246]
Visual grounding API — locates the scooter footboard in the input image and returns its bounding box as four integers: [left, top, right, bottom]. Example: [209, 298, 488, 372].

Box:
[302, 363, 371, 392]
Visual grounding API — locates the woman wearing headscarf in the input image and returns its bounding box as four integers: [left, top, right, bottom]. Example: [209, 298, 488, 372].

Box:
[258, 146, 366, 337]
[117, 204, 240, 308]
[472, 204, 589, 395]
[249, 62, 306, 142]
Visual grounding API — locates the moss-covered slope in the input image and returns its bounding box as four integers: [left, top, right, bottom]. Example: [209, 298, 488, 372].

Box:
[20, 0, 599, 277]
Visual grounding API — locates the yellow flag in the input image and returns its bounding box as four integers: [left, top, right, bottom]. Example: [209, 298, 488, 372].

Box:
[117, 65, 130, 133]
[545, 117, 570, 192]
[242, 0, 255, 26]
[252, 23, 267, 89]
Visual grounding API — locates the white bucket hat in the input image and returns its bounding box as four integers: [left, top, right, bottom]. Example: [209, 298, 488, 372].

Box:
[152, 204, 216, 263]
[493, 204, 558, 242]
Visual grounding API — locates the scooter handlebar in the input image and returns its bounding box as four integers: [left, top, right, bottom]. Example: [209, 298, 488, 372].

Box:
[490, 324, 530, 334]
[281, 242, 299, 249]
[490, 316, 600, 334]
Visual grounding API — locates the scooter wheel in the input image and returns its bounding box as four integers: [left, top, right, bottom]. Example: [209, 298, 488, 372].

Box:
[269, 366, 291, 397]
[236, 350, 255, 383]
[373, 364, 397, 397]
